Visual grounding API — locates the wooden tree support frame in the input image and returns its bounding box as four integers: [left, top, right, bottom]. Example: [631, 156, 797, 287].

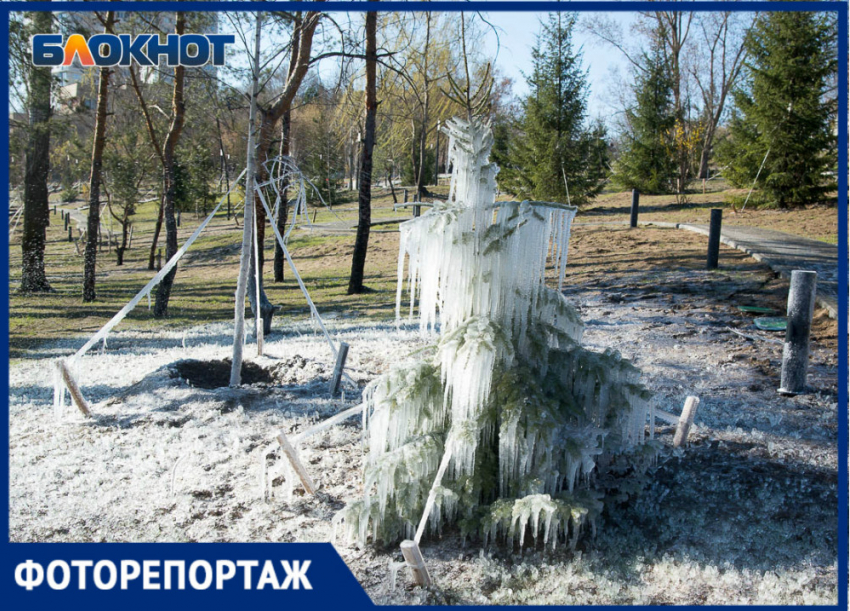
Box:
[56, 360, 92, 418]
[276, 431, 316, 495]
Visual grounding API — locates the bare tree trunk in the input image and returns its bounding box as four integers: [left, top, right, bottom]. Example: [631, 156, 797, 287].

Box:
[116, 218, 129, 266]
[82, 11, 115, 303]
[388, 168, 398, 204]
[348, 6, 378, 295]
[147, 194, 164, 270]
[153, 12, 186, 318]
[231, 14, 263, 387]
[244, 9, 322, 328]
[415, 13, 432, 200]
[273, 107, 291, 283]
[20, 8, 53, 294]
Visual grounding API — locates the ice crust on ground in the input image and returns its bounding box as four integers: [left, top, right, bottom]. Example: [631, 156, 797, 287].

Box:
[340, 117, 655, 548]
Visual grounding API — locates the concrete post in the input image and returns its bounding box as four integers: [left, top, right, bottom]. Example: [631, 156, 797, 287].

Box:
[779, 270, 818, 395]
[707, 209, 722, 270]
[629, 189, 639, 228]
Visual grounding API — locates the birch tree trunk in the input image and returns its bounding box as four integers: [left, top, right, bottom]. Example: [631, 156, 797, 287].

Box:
[231, 14, 263, 386]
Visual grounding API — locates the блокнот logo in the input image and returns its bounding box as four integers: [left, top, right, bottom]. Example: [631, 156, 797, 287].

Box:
[31, 33, 235, 67]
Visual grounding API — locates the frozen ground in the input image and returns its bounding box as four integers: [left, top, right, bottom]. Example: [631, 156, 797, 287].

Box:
[9, 271, 839, 605]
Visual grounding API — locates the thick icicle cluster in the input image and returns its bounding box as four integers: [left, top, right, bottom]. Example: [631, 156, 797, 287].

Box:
[338, 117, 655, 549]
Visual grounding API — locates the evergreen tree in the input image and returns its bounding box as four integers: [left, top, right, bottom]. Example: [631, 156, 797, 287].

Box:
[613, 41, 677, 194]
[716, 11, 837, 208]
[499, 13, 603, 205]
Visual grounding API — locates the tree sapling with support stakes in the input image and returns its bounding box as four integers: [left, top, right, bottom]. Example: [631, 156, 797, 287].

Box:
[335, 117, 656, 576]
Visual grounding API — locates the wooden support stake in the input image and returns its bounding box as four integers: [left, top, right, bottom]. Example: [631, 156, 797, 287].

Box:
[400, 540, 431, 587]
[673, 396, 700, 448]
[276, 431, 316, 495]
[57, 360, 92, 418]
[653, 408, 679, 425]
[290, 402, 364, 445]
[329, 342, 349, 395]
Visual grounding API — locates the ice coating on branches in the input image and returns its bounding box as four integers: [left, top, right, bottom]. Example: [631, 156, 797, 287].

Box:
[338, 117, 654, 549]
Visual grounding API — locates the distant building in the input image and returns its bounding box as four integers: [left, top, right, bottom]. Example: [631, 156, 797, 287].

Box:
[51, 11, 220, 111]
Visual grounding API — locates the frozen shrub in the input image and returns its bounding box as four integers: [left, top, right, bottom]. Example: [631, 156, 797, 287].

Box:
[337, 117, 655, 548]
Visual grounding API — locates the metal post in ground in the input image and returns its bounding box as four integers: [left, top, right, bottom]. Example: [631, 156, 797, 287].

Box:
[707, 209, 722, 270]
[413, 194, 421, 218]
[403, 189, 408, 204]
[68, 226, 73, 242]
[779, 270, 818, 395]
[64, 214, 69, 230]
[630, 189, 639, 228]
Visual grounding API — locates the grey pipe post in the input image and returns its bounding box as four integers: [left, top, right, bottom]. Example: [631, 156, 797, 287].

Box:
[630, 189, 639, 228]
[707, 209, 722, 269]
[779, 270, 818, 395]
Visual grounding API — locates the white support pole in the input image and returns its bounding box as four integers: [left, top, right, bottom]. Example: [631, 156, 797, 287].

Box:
[231, 14, 263, 387]
[56, 360, 92, 418]
[289, 402, 365, 445]
[414, 443, 453, 544]
[276, 431, 316, 495]
[257, 189, 352, 381]
[673, 396, 700, 448]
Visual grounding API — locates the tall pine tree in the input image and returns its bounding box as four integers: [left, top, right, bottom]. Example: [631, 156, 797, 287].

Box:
[716, 11, 837, 208]
[613, 40, 677, 195]
[496, 13, 604, 205]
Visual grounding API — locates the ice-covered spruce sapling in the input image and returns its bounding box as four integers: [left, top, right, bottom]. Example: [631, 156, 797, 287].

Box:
[336, 117, 655, 549]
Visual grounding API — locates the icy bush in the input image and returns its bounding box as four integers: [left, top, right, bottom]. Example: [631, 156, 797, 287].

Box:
[337, 117, 655, 548]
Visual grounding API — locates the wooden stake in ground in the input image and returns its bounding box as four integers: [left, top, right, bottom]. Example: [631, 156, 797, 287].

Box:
[230, 14, 262, 387]
[400, 540, 431, 587]
[329, 342, 349, 395]
[398, 441, 453, 588]
[673, 396, 700, 448]
[57, 360, 92, 418]
[276, 431, 316, 495]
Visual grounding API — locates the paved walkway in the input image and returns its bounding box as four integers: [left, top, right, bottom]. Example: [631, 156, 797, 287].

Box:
[676, 223, 839, 318]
